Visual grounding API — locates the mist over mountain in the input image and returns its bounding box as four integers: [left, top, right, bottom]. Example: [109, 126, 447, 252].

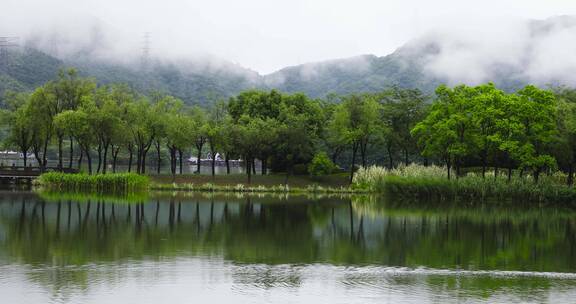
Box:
[1, 15, 576, 104]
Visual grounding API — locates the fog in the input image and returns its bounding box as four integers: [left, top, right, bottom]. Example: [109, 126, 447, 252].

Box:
[2, 0, 576, 82]
[408, 16, 576, 86]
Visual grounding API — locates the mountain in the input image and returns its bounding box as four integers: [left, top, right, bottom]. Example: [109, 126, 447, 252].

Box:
[2, 15, 575, 104]
[0, 49, 262, 106]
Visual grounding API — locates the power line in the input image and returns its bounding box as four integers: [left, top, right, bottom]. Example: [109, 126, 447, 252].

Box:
[141, 32, 151, 69]
[0, 37, 19, 69]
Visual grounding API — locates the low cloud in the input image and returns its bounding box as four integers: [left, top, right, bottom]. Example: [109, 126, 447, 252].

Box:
[409, 16, 576, 87]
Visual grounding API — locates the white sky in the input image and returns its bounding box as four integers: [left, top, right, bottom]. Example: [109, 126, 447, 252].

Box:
[2, 0, 576, 73]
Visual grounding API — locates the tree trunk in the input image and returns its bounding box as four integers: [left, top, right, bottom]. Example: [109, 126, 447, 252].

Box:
[112, 146, 119, 173]
[128, 146, 133, 173]
[455, 159, 461, 179]
[252, 158, 256, 175]
[360, 139, 367, 168]
[386, 144, 393, 169]
[78, 149, 83, 170]
[568, 163, 574, 186]
[481, 149, 487, 179]
[404, 147, 409, 165]
[68, 136, 74, 169]
[23, 150, 27, 167]
[85, 147, 92, 175]
[534, 167, 540, 184]
[284, 161, 292, 186]
[58, 136, 63, 169]
[331, 147, 340, 164]
[136, 146, 142, 174]
[42, 135, 49, 172]
[178, 149, 183, 175]
[196, 143, 203, 174]
[261, 155, 266, 175]
[211, 151, 216, 178]
[96, 142, 103, 174]
[103, 143, 110, 174]
[446, 156, 451, 180]
[169, 147, 176, 182]
[246, 157, 252, 184]
[507, 166, 512, 182]
[349, 141, 359, 184]
[225, 154, 230, 175]
[142, 143, 151, 174]
[155, 140, 161, 175]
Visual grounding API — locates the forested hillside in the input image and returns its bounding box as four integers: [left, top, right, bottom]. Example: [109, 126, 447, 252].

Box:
[1, 15, 574, 105]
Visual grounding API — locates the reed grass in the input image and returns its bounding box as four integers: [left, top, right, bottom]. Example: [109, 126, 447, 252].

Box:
[352, 164, 576, 204]
[37, 172, 150, 194]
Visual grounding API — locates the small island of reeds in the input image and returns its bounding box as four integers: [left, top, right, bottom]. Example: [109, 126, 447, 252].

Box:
[37, 172, 150, 194]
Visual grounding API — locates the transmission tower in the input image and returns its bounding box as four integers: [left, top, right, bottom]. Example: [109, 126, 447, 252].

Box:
[141, 32, 151, 69]
[0, 37, 19, 69]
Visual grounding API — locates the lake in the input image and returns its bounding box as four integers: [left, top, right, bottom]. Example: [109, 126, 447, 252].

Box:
[1, 191, 576, 303]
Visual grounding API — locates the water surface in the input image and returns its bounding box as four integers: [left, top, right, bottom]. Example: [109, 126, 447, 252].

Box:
[1, 191, 575, 303]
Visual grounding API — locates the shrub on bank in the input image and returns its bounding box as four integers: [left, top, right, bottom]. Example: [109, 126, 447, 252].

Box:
[37, 173, 149, 193]
[308, 152, 336, 176]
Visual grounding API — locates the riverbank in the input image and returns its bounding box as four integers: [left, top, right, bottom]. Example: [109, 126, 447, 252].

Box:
[150, 173, 360, 194]
[150, 173, 350, 188]
[36, 172, 360, 195]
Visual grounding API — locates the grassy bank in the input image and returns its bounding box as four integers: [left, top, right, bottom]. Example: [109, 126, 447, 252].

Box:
[37, 172, 149, 194]
[150, 173, 361, 194]
[151, 173, 350, 188]
[353, 164, 576, 205]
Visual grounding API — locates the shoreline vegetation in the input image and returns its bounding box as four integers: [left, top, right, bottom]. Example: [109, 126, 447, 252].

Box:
[37, 172, 149, 193]
[34, 164, 576, 205]
[35, 172, 365, 195]
[353, 164, 576, 205]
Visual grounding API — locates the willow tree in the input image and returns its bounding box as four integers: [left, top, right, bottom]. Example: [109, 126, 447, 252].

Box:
[54, 110, 95, 174]
[6, 93, 33, 167]
[46, 68, 95, 169]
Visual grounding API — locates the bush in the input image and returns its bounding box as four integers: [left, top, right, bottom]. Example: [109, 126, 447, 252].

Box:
[308, 152, 336, 176]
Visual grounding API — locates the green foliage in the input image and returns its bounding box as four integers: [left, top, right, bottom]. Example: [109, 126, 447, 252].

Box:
[308, 152, 336, 176]
[37, 172, 149, 193]
[412, 83, 558, 181]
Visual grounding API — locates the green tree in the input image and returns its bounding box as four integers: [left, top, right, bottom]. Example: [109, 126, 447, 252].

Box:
[54, 110, 95, 174]
[6, 93, 33, 167]
[412, 85, 478, 179]
[329, 94, 380, 183]
[554, 87, 576, 185]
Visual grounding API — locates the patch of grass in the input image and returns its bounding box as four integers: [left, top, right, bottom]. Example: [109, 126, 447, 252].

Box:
[37, 172, 149, 194]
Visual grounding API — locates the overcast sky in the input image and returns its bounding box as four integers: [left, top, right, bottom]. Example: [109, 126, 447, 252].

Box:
[2, 0, 576, 73]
